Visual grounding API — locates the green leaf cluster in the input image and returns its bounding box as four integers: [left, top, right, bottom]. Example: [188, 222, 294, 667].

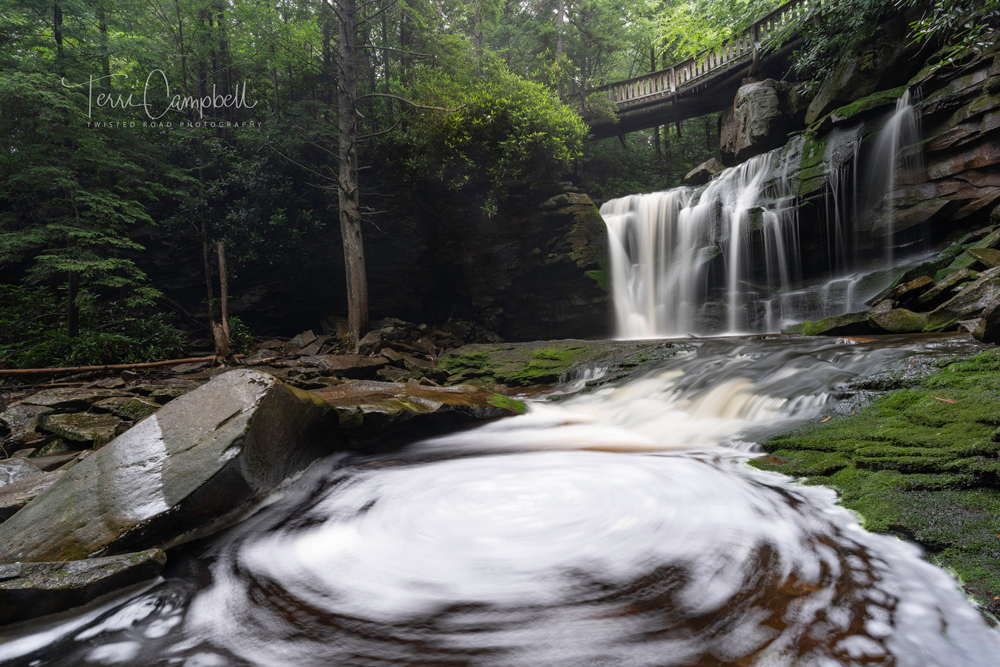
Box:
[0, 285, 184, 368]
[397, 59, 589, 214]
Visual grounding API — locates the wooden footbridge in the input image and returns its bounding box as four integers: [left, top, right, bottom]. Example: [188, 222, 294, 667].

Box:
[586, 0, 827, 140]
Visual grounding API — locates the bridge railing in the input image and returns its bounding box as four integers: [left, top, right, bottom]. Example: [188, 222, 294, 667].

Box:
[598, 0, 827, 106]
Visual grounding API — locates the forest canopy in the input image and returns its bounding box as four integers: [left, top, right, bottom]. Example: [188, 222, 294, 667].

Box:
[1, 0, 997, 366]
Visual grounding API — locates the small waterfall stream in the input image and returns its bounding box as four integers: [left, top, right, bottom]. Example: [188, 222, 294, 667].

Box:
[5, 335, 999, 666]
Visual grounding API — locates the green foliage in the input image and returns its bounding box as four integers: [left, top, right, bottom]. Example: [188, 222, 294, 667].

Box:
[658, 0, 780, 59]
[575, 114, 723, 200]
[0, 70, 165, 308]
[398, 59, 589, 214]
[0, 285, 184, 368]
[908, 1, 1000, 60]
[227, 316, 256, 356]
[792, 1, 998, 94]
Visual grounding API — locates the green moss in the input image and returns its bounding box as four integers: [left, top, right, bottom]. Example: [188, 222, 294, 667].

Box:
[487, 394, 527, 414]
[797, 132, 830, 197]
[831, 86, 907, 121]
[440, 342, 597, 386]
[755, 347, 1000, 612]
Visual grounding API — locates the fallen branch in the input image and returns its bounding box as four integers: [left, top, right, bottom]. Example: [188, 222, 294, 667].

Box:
[0, 355, 243, 376]
[932, 396, 958, 403]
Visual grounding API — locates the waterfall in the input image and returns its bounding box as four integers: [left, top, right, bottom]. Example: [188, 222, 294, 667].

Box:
[602, 89, 926, 339]
[865, 89, 923, 264]
[602, 152, 801, 337]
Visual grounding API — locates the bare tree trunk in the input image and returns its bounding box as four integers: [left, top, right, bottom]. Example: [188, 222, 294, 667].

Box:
[99, 4, 111, 91]
[556, 0, 565, 59]
[323, 6, 334, 104]
[334, 0, 370, 348]
[473, 0, 483, 63]
[54, 3, 64, 73]
[197, 128, 217, 350]
[174, 0, 190, 96]
[216, 241, 230, 356]
[556, 0, 565, 96]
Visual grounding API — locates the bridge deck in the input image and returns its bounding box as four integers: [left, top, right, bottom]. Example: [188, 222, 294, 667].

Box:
[585, 0, 825, 138]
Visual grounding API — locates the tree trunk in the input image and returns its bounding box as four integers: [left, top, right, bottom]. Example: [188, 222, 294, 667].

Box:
[54, 3, 64, 72]
[215, 241, 230, 356]
[99, 5, 111, 91]
[556, 0, 565, 59]
[335, 0, 370, 348]
[198, 129, 217, 348]
[556, 0, 565, 96]
[174, 0, 190, 97]
[218, 242, 230, 343]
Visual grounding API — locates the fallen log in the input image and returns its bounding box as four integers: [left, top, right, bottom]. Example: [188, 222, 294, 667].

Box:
[0, 355, 243, 376]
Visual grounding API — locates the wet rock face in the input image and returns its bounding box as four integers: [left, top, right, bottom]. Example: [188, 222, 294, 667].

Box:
[0, 549, 165, 626]
[137, 180, 609, 342]
[720, 79, 801, 166]
[0, 370, 340, 563]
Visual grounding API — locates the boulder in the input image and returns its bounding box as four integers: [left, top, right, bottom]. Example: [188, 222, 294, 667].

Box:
[916, 268, 977, 310]
[0, 471, 64, 521]
[683, 159, 727, 186]
[871, 275, 934, 308]
[0, 406, 53, 443]
[303, 354, 389, 379]
[20, 388, 130, 411]
[720, 80, 796, 166]
[0, 549, 165, 625]
[973, 292, 1000, 343]
[925, 266, 1000, 331]
[357, 327, 402, 356]
[0, 459, 43, 486]
[868, 308, 928, 334]
[0, 370, 340, 563]
[94, 396, 161, 421]
[800, 310, 874, 337]
[40, 413, 121, 448]
[311, 381, 524, 440]
[967, 247, 1000, 269]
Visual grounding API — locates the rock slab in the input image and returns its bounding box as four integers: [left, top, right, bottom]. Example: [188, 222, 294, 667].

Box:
[0, 370, 340, 563]
[0, 549, 165, 626]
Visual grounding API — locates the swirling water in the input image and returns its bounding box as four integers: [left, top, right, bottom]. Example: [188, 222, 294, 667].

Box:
[3, 336, 1000, 667]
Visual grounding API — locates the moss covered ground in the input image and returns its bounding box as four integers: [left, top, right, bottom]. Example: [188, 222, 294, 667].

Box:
[438, 339, 678, 387]
[752, 348, 1000, 615]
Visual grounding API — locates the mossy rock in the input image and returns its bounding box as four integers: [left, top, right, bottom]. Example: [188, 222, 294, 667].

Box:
[869, 308, 927, 334]
[829, 85, 908, 123]
[751, 348, 1000, 614]
[40, 413, 121, 448]
[800, 309, 871, 336]
[439, 339, 682, 388]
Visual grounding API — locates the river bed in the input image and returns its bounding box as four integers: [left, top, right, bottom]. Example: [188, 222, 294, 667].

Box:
[3, 335, 999, 666]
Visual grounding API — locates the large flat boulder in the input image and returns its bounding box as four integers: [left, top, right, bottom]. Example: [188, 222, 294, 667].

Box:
[0, 549, 165, 625]
[0, 370, 340, 563]
[310, 381, 524, 440]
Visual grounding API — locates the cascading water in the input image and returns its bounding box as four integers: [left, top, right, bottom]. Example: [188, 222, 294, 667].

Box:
[602, 152, 802, 337]
[6, 335, 1000, 666]
[864, 88, 924, 264]
[602, 89, 926, 338]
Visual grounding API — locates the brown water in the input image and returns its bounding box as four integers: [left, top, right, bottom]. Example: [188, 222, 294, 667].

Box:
[3, 335, 999, 666]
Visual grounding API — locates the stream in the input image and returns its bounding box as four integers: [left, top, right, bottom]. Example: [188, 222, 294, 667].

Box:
[3, 335, 1000, 666]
